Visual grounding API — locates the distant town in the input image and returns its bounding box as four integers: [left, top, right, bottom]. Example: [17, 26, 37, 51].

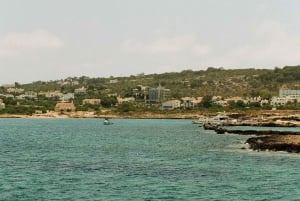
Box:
[0, 67, 300, 115]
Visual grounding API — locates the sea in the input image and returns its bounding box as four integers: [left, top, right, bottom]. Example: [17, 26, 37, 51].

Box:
[1, 118, 300, 201]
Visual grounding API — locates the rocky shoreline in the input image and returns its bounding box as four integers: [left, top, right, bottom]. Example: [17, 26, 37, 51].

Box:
[246, 135, 300, 153]
[207, 126, 300, 153]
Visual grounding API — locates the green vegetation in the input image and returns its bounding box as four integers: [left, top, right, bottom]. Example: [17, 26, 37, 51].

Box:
[2, 65, 300, 114]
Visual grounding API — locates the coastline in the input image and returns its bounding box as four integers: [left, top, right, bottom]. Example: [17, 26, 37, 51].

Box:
[0, 111, 200, 119]
[1, 109, 300, 119]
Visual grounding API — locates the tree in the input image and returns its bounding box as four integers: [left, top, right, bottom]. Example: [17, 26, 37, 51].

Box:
[118, 102, 135, 113]
[101, 96, 117, 108]
[201, 95, 212, 108]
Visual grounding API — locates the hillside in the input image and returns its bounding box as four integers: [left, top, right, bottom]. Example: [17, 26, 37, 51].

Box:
[16, 65, 300, 99]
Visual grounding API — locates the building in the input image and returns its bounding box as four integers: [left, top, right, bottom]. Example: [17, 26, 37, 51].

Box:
[25, 91, 38, 98]
[83, 99, 101, 105]
[0, 99, 5, 109]
[109, 79, 119, 84]
[117, 96, 135, 104]
[74, 87, 87, 94]
[271, 89, 300, 106]
[61, 93, 75, 101]
[162, 100, 181, 110]
[279, 89, 300, 97]
[271, 97, 287, 106]
[148, 84, 170, 103]
[181, 97, 202, 109]
[224, 96, 245, 103]
[16, 91, 38, 100]
[39, 91, 63, 99]
[55, 102, 76, 112]
[6, 88, 24, 94]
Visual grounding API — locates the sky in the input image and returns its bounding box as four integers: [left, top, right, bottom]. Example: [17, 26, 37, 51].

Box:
[1, 0, 300, 84]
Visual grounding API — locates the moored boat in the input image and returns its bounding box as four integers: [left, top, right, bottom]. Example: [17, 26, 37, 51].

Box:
[103, 118, 113, 125]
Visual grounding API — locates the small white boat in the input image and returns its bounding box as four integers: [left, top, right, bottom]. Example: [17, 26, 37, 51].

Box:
[103, 118, 113, 125]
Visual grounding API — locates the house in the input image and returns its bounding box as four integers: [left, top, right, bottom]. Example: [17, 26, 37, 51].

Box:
[83, 99, 101, 105]
[39, 91, 63, 99]
[6, 88, 24, 94]
[16, 91, 38, 100]
[162, 100, 181, 110]
[109, 79, 119, 84]
[74, 87, 87, 94]
[181, 97, 202, 109]
[117, 96, 135, 104]
[0, 99, 5, 109]
[55, 102, 76, 112]
[271, 97, 287, 106]
[25, 91, 38, 99]
[224, 96, 245, 103]
[61, 93, 75, 101]
[215, 100, 228, 107]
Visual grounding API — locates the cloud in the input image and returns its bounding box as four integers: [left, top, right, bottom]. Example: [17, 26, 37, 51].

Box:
[122, 33, 211, 56]
[202, 20, 300, 68]
[0, 30, 64, 57]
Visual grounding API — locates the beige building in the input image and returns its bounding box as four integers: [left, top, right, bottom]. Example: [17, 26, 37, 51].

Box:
[0, 99, 5, 109]
[83, 99, 101, 105]
[55, 102, 76, 112]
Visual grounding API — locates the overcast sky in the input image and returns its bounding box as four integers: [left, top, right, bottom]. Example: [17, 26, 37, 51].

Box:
[1, 0, 300, 84]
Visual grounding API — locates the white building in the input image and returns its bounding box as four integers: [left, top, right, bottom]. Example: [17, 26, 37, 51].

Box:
[162, 100, 181, 110]
[6, 88, 24, 94]
[181, 97, 202, 109]
[75, 87, 87, 94]
[109, 79, 119, 84]
[271, 89, 300, 106]
[117, 96, 135, 104]
[61, 93, 75, 101]
[279, 89, 300, 97]
[270, 97, 287, 106]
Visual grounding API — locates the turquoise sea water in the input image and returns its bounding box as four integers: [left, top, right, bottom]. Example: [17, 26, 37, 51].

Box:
[1, 118, 300, 200]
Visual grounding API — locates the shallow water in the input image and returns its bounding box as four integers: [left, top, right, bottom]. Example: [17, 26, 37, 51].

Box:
[0, 118, 300, 200]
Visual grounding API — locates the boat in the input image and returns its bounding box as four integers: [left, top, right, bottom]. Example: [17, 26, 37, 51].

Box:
[103, 118, 113, 125]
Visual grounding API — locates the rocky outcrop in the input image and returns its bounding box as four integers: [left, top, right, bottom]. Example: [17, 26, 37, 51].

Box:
[246, 135, 300, 153]
[215, 128, 300, 135]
